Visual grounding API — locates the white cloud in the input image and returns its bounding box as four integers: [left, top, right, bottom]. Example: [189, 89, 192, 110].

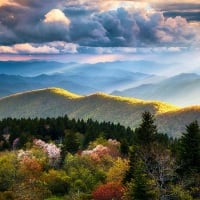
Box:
[14, 43, 59, 54]
[0, 45, 16, 53]
[0, 42, 78, 54]
[47, 41, 78, 53]
[44, 9, 70, 25]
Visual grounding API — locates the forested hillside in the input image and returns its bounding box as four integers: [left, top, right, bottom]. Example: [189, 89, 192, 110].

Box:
[0, 112, 199, 200]
[1, 88, 200, 137]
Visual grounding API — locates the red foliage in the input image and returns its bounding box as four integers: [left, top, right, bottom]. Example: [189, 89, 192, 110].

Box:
[92, 182, 124, 200]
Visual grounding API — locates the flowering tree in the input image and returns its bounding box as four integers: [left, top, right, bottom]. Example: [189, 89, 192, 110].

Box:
[81, 139, 121, 162]
[15, 155, 49, 200]
[33, 139, 61, 167]
[82, 144, 110, 161]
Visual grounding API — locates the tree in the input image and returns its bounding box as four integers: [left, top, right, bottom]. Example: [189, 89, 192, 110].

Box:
[178, 121, 200, 174]
[0, 152, 16, 191]
[135, 111, 158, 146]
[125, 159, 159, 200]
[106, 157, 129, 183]
[64, 154, 105, 194]
[62, 130, 80, 154]
[42, 169, 69, 195]
[14, 155, 50, 200]
[123, 149, 138, 183]
[92, 182, 124, 200]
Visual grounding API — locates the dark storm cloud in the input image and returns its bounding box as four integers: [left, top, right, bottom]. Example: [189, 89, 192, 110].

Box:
[78, 8, 198, 47]
[0, 1, 51, 44]
[0, 0, 199, 48]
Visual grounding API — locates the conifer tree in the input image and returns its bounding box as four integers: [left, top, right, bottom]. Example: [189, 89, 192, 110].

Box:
[123, 149, 138, 183]
[135, 111, 158, 146]
[178, 120, 200, 174]
[126, 159, 158, 200]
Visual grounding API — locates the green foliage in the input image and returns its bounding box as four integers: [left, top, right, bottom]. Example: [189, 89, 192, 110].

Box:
[171, 185, 194, 200]
[123, 149, 138, 183]
[0, 112, 199, 200]
[0, 115, 133, 151]
[135, 111, 158, 145]
[64, 154, 106, 194]
[178, 120, 200, 174]
[0, 152, 16, 191]
[62, 130, 80, 154]
[42, 170, 70, 195]
[126, 160, 159, 200]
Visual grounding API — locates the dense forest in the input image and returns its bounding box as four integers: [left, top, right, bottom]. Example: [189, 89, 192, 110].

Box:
[0, 112, 199, 200]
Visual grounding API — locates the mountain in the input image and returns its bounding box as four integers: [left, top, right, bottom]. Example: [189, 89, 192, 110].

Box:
[0, 60, 167, 76]
[0, 71, 160, 97]
[0, 60, 67, 76]
[1, 88, 200, 137]
[0, 60, 164, 95]
[0, 74, 96, 97]
[112, 73, 200, 106]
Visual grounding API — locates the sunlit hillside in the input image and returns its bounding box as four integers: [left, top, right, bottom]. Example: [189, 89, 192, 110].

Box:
[0, 87, 200, 137]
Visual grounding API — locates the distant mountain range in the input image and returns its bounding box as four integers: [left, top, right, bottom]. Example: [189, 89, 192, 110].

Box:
[112, 73, 200, 106]
[0, 73, 96, 97]
[0, 87, 200, 137]
[0, 60, 66, 76]
[1, 60, 200, 106]
[0, 60, 162, 96]
[0, 60, 169, 76]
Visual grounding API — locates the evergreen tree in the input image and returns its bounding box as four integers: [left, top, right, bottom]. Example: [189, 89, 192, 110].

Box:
[135, 111, 158, 146]
[126, 159, 158, 200]
[120, 139, 129, 156]
[123, 149, 138, 183]
[178, 120, 200, 174]
[62, 130, 80, 154]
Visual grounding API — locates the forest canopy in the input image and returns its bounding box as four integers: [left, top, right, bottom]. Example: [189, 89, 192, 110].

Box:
[0, 112, 199, 200]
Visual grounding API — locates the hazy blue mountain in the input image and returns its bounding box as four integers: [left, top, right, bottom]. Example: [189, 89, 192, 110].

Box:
[0, 74, 96, 97]
[0, 60, 67, 76]
[0, 60, 169, 76]
[0, 60, 164, 96]
[112, 73, 200, 106]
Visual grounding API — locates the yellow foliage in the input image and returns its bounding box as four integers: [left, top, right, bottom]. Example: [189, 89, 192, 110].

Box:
[106, 157, 129, 183]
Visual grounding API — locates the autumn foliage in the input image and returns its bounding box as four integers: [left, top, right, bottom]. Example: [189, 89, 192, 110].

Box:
[92, 182, 124, 200]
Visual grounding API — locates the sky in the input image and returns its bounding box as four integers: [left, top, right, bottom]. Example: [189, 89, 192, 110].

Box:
[0, 0, 200, 74]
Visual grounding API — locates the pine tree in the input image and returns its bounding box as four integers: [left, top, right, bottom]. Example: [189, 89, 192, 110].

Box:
[127, 159, 158, 200]
[62, 130, 80, 154]
[123, 149, 138, 183]
[135, 111, 158, 146]
[178, 120, 200, 174]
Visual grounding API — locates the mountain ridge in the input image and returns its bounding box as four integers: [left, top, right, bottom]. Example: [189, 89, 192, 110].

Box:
[1, 87, 200, 137]
[112, 73, 200, 106]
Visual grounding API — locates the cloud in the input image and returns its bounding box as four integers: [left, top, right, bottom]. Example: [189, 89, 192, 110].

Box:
[0, 0, 199, 49]
[44, 9, 71, 25]
[0, 42, 78, 54]
[164, 11, 200, 22]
